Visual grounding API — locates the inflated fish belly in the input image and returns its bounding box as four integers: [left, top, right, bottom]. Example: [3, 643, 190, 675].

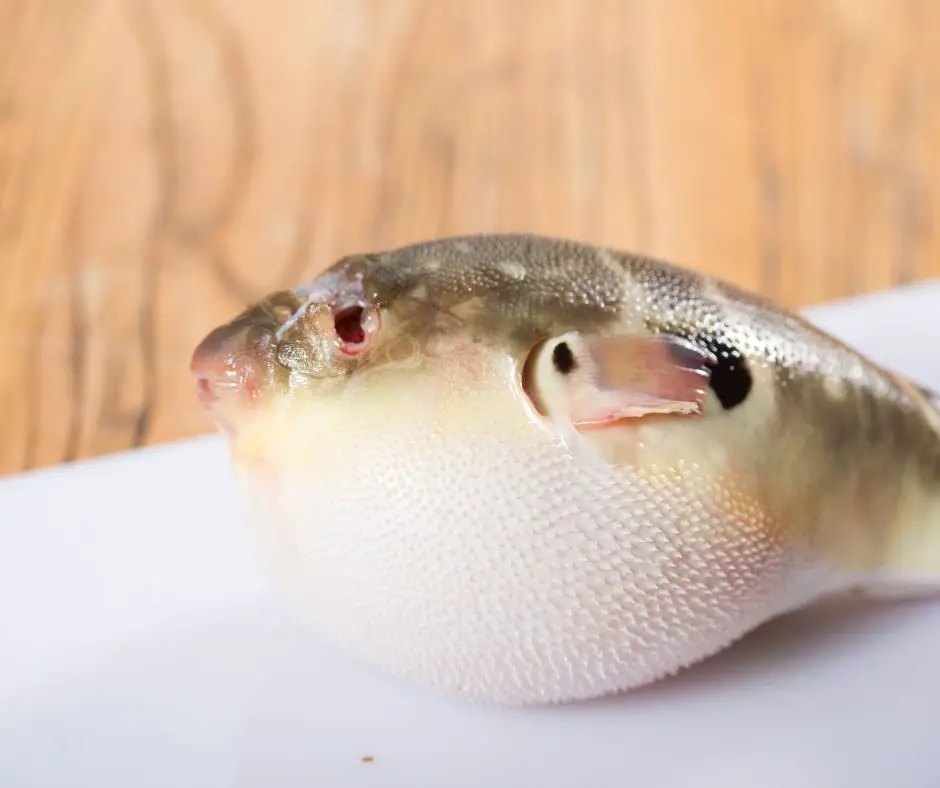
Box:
[190, 234, 940, 705]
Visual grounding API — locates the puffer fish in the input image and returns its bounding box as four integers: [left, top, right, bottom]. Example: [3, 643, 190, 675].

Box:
[190, 233, 940, 706]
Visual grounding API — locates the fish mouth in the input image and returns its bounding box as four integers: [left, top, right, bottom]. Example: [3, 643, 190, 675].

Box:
[189, 296, 290, 435]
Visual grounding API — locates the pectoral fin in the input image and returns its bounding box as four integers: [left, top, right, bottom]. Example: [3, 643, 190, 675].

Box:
[569, 334, 715, 427]
[523, 331, 716, 431]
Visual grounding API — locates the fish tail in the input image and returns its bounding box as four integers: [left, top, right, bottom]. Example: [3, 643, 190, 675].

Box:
[862, 485, 940, 600]
[848, 380, 940, 599]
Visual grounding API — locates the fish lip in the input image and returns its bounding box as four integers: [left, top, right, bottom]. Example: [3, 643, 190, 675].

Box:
[195, 377, 217, 406]
[193, 372, 242, 405]
[192, 368, 244, 439]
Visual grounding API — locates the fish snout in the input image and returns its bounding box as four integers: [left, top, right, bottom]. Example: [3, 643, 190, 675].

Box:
[190, 315, 278, 420]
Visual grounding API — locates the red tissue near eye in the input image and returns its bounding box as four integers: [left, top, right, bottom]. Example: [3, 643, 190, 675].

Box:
[334, 306, 366, 345]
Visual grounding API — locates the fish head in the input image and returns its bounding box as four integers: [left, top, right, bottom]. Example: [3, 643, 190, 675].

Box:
[190, 249, 541, 450]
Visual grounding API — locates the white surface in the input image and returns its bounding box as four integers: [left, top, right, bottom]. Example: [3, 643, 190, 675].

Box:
[2, 281, 940, 788]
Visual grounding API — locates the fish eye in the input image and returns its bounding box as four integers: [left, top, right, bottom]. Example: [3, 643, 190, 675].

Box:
[520, 336, 576, 417]
[333, 304, 380, 355]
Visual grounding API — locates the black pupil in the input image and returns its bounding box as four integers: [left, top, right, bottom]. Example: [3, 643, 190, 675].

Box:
[334, 306, 365, 344]
[552, 341, 576, 374]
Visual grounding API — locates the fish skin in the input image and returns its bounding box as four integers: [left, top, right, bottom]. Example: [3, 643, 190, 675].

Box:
[191, 233, 940, 705]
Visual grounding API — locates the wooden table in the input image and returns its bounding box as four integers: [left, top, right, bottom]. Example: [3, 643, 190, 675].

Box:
[2, 0, 939, 476]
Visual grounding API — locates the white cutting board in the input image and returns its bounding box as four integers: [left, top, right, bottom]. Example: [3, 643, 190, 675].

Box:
[2, 281, 940, 788]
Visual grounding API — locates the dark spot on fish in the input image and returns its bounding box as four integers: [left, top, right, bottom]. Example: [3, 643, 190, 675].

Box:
[552, 341, 577, 375]
[693, 335, 752, 410]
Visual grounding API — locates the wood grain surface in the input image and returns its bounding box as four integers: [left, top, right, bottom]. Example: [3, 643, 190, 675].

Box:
[2, 0, 940, 476]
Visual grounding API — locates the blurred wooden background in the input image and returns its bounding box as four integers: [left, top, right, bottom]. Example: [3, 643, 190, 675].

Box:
[2, 0, 939, 476]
